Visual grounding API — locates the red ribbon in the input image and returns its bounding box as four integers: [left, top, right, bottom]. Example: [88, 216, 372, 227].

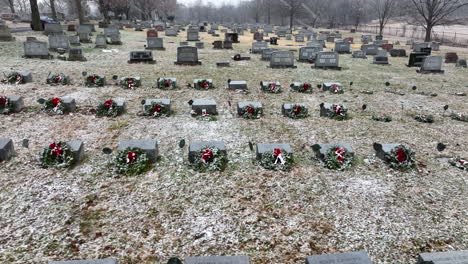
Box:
[247, 106, 254, 114]
[164, 80, 171, 87]
[51, 98, 61, 106]
[294, 106, 301, 115]
[0, 97, 6, 105]
[303, 83, 310, 91]
[202, 82, 209, 88]
[273, 148, 281, 157]
[104, 100, 113, 109]
[49, 142, 63, 156]
[201, 149, 213, 162]
[127, 152, 137, 164]
[335, 147, 345, 164]
[396, 149, 406, 163]
[333, 105, 342, 115]
[154, 105, 162, 112]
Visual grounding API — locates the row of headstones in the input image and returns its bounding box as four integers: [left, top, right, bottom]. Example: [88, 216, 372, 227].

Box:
[44, 250, 468, 264]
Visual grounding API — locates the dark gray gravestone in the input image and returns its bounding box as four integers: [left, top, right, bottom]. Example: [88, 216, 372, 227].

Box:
[78, 24, 92, 35]
[95, 34, 107, 48]
[256, 143, 292, 159]
[192, 99, 217, 115]
[261, 48, 278, 61]
[175, 46, 201, 65]
[66, 140, 85, 162]
[407, 52, 427, 67]
[212, 40, 223, 49]
[223, 41, 233, 49]
[49, 259, 118, 264]
[417, 250, 468, 264]
[352, 50, 367, 59]
[103, 26, 119, 37]
[44, 23, 63, 35]
[23, 39, 52, 59]
[413, 42, 431, 52]
[305, 251, 372, 264]
[373, 143, 403, 161]
[146, 37, 165, 50]
[69, 35, 80, 46]
[270, 51, 296, 68]
[2, 96, 24, 112]
[335, 41, 350, 53]
[188, 142, 227, 164]
[312, 143, 354, 160]
[237, 102, 262, 115]
[315, 52, 340, 69]
[456, 59, 467, 68]
[165, 28, 178, 36]
[390, 49, 406, 57]
[68, 48, 86, 61]
[216, 61, 230, 67]
[361, 44, 378, 55]
[0, 25, 15, 41]
[49, 34, 70, 51]
[0, 138, 14, 161]
[61, 97, 77, 112]
[144, 98, 171, 112]
[228, 81, 247, 90]
[195, 42, 204, 49]
[128, 51, 155, 63]
[108, 33, 121, 45]
[251, 41, 268, 54]
[418, 56, 444, 73]
[118, 139, 158, 162]
[320, 103, 346, 117]
[187, 28, 199, 41]
[298, 47, 320, 62]
[78, 32, 91, 43]
[373, 50, 389, 65]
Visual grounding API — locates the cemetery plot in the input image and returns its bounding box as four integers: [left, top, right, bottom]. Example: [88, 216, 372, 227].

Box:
[128, 51, 156, 64]
[314, 52, 341, 70]
[175, 46, 201, 65]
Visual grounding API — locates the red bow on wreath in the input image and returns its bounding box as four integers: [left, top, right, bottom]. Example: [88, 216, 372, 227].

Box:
[49, 142, 63, 157]
[164, 80, 171, 88]
[51, 98, 61, 106]
[459, 159, 467, 165]
[273, 148, 286, 165]
[153, 105, 162, 116]
[303, 83, 310, 91]
[247, 106, 254, 114]
[269, 83, 276, 89]
[202, 82, 209, 88]
[294, 106, 302, 115]
[54, 76, 62, 83]
[333, 105, 343, 115]
[201, 149, 213, 163]
[0, 97, 6, 105]
[89, 75, 97, 83]
[335, 147, 345, 164]
[396, 149, 406, 163]
[127, 152, 137, 164]
[104, 100, 113, 109]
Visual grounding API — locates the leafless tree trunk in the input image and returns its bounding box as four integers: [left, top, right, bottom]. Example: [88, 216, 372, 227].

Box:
[74, 0, 85, 24]
[372, 0, 397, 36]
[50, 0, 57, 20]
[278, 0, 305, 29]
[7, 0, 16, 13]
[30, 0, 42, 30]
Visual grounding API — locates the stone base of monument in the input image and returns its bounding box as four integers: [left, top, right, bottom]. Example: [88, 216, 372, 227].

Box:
[314, 65, 341, 70]
[174, 61, 202, 65]
[24, 54, 53, 59]
[128, 59, 156, 64]
[216, 61, 230, 67]
[416, 69, 445, 74]
[145, 47, 166, 50]
[269, 65, 297, 69]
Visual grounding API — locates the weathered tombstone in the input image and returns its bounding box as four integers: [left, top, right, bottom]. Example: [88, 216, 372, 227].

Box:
[0, 138, 14, 162]
[417, 250, 468, 264]
[315, 52, 340, 70]
[0, 24, 14, 41]
[195, 42, 204, 49]
[0, 96, 24, 113]
[49, 34, 70, 51]
[225, 33, 239, 43]
[228, 81, 247, 90]
[180, 41, 189, 46]
[445, 52, 458, 63]
[23, 39, 52, 59]
[261, 48, 278, 61]
[146, 37, 165, 50]
[456, 59, 467, 68]
[390, 49, 407, 57]
[69, 35, 80, 46]
[223, 41, 233, 49]
[306, 251, 372, 264]
[361, 44, 378, 55]
[118, 140, 158, 162]
[373, 50, 389, 65]
[187, 28, 199, 41]
[67, 48, 86, 61]
[212, 40, 223, 49]
[407, 52, 427, 67]
[175, 46, 201, 65]
[295, 34, 305, 42]
[334, 41, 350, 53]
[254, 31, 263, 41]
[191, 99, 217, 115]
[282, 103, 307, 117]
[78, 24, 93, 35]
[165, 28, 178, 36]
[95, 34, 107, 48]
[44, 23, 63, 35]
[251, 41, 268, 54]
[352, 50, 367, 59]
[128, 51, 155, 63]
[322, 82, 344, 93]
[147, 29, 158, 38]
[270, 51, 296, 68]
[185, 256, 248, 264]
[418, 56, 444, 73]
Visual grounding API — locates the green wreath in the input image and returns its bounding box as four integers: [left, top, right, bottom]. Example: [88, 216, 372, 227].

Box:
[449, 158, 468, 171]
[2, 72, 25, 84]
[145, 102, 171, 117]
[450, 113, 468, 122]
[414, 114, 434, 123]
[324, 145, 354, 170]
[40, 141, 76, 168]
[0, 96, 12, 114]
[241, 105, 261, 119]
[47, 74, 70, 86]
[328, 104, 348, 121]
[191, 146, 228, 172]
[262, 82, 281, 94]
[85, 75, 105, 87]
[96, 100, 123, 117]
[286, 104, 308, 119]
[385, 145, 416, 170]
[372, 114, 392, 122]
[296, 82, 313, 93]
[120, 77, 139, 89]
[115, 147, 151, 175]
[158, 78, 176, 90]
[195, 79, 213, 90]
[40, 98, 67, 115]
[258, 149, 293, 171]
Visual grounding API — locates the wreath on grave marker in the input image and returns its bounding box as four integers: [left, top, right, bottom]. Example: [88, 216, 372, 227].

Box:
[329, 104, 348, 120]
[241, 105, 261, 119]
[1, 72, 25, 85]
[324, 145, 354, 170]
[330, 84, 344, 94]
[145, 102, 170, 118]
[39, 97, 67, 115]
[263, 82, 281, 94]
[296, 82, 313, 93]
[372, 114, 392, 122]
[195, 79, 212, 90]
[192, 146, 228, 172]
[85, 75, 105, 87]
[115, 147, 151, 175]
[47, 74, 70, 86]
[40, 141, 76, 168]
[191, 109, 217, 121]
[258, 148, 293, 171]
[414, 114, 434, 123]
[120, 77, 138, 89]
[286, 104, 308, 119]
[450, 113, 468, 122]
[96, 99, 123, 117]
[449, 157, 468, 171]
[385, 145, 416, 170]
[158, 78, 175, 90]
[0, 96, 12, 114]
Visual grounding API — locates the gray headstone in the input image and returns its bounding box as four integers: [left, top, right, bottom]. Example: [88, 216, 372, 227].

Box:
[103, 26, 119, 37]
[315, 52, 339, 68]
[187, 28, 199, 41]
[228, 81, 247, 90]
[282, 103, 307, 116]
[261, 48, 278, 61]
[306, 251, 372, 264]
[69, 35, 80, 46]
[4, 96, 24, 112]
[188, 142, 227, 164]
[374, 143, 403, 161]
[251, 41, 268, 54]
[237, 102, 262, 115]
[128, 51, 155, 63]
[66, 140, 85, 162]
[352, 50, 367, 59]
[361, 44, 378, 55]
[118, 139, 158, 162]
[19, 72, 33, 83]
[195, 42, 204, 49]
[295, 34, 305, 42]
[23, 39, 50, 58]
[335, 41, 350, 53]
[299, 46, 321, 61]
[68, 48, 86, 61]
[146, 37, 164, 50]
[256, 143, 292, 159]
[61, 97, 76, 112]
[361, 35, 372, 43]
[0, 24, 14, 41]
[192, 99, 217, 115]
[44, 23, 63, 35]
[270, 51, 295, 68]
[418, 250, 468, 264]
[144, 99, 171, 112]
[165, 28, 178, 36]
[373, 50, 389, 64]
[78, 24, 92, 34]
[312, 143, 354, 160]
[49, 34, 70, 50]
[0, 138, 14, 161]
[49, 259, 118, 264]
[95, 34, 107, 48]
[78, 32, 91, 43]
[421, 56, 443, 72]
[175, 46, 200, 65]
[320, 103, 346, 117]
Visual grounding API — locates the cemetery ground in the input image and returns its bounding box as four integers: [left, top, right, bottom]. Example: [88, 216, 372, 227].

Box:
[0, 25, 467, 264]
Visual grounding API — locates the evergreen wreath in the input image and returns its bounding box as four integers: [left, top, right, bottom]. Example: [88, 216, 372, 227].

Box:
[258, 148, 293, 171]
[296, 82, 313, 93]
[120, 77, 139, 89]
[450, 113, 468, 122]
[384, 145, 416, 170]
[115, 147, 151, 175]
[85, 75, 105, 87]
[324, 145, 354, 170]
[191, 146, 228, 172]
[1, 72, 25, 85]
[195, 79, 213, 90]
[0, 96, 12, 114]
[414, 114, 434, 123]
[96, 99, 123, 117]
[40, 97, 67, 115]
[449, 158, 468, 171]
[372, 114, 392, 122]
[240, 105, 261, 119]
[47, 74, 70, 86]
[158, 78, 176, 90]
[40, 141, 76, 168]
[286, 104, 308, 119]
[328, 104, 349, 120]
[262, 82, 281, 93]
[145, 102, 171, 117]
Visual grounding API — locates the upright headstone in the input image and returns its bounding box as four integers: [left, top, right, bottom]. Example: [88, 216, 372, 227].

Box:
[298, 46, 320, 62]
[44, 23, 63, 35]
[23, 39, 52, 59]
[187, 28, 199, 41]
[418, 56, 444, 73]
[128, 51, 155, 63]
[175, 46, 201, 65]
[352, 50, 367, 59]
[67, 48, 86, 61]
[95, 34, 107, 48]
[315, 52, 340, 69]
[270, 51, 296, 68]
[165, 28, 178, 36]
[48, 34, 70, 51]
[146, 37, 165, 50]
[361, 44, 378, 55]
[335, 41, 350, 53]
[373, 50, 389, 65]
[251, 41, 268, 54]
[295, 34, 305, 42]
[407, 52, 427, 67]
[0, 24, 15, 41]
[69, 35, 80, 46]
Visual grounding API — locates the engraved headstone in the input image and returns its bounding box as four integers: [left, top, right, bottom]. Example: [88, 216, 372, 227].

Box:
[69, 35, 80, 46]
[407, 52, 427, 67]
[95, 34, 107, 48]
[315, 52, 340, 69]
[270, 51, 296, 68]
[23, 39, 52, 59]
[373, 50, 389, 64]
[128, 51, 155, 63]
[0, 24, 14, 41]
[352, 50, 367, 59]
[361, 44, 378, 55]
[49, 34, 70, 51]
[335, 41, 350, 53]
[68, 48, 86, 61]
[306, 251, 372, 264]
[252, 41, 268, 54]
[44, 23, 63, 35]
[175, 46, 201, 65]
[187, 28, 199, 41]
[418, 56, 444, 73]
[146, 37, 165, 50]
[118, 140, 158, 162]
[165, 28, 178, 36]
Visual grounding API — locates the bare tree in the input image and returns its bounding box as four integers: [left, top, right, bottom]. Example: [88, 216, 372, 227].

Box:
[4, 0, 16, 13]
[410, 0, 468, 41]
[351, 0, 367, 30]
[74, 0, 85, 23]
[29, 0, 42, 30]
[49, 0, 57, 19]
[278, 0, 305, 29]
[371, 0, 397, 36]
